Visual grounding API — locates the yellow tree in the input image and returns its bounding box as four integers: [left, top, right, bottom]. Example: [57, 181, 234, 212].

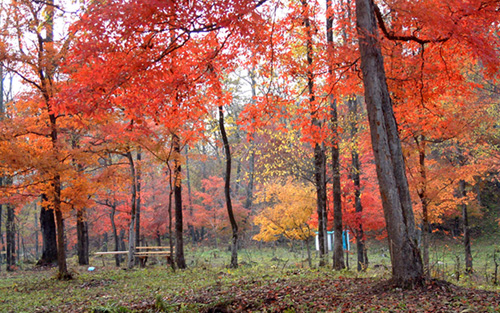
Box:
[253, 178, 316, 266]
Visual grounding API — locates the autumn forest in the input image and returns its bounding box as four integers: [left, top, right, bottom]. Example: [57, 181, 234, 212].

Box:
[1, 0, 500, 310]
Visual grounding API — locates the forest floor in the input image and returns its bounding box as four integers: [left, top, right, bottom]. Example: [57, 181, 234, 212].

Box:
[1, 257, 500, 313]
[1, 239, 500, 312]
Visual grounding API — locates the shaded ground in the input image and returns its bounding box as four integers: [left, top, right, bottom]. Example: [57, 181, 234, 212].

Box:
[158, 274, 500, 312]
[1, 264, 499, 312]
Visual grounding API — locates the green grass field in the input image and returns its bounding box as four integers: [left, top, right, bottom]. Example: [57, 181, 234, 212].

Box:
[1, 239, 500, 312]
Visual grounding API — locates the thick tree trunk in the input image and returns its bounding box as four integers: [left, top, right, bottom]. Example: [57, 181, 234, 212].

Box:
[315, 143, 328, 266]
[219, 105, 239, 269]
[460, 180, 473, 273]
[53, 174, 71, 280]
[173, 134, 186, 269]
[126, 151, 137, 269]
[38, 195, 58, 266]
[331, 102, 344, 270]
[76, 208, 89, 266]
[355, 0, 423, 286]
[6, 204, 15, 271]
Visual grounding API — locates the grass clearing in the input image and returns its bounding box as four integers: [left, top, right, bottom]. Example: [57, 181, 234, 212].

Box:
[1, 242, 499, 312]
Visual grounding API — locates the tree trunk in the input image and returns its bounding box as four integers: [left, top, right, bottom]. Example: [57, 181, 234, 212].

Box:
[331, 103, 344, 270]
[110, 203, 121, 266]
[173, 134, 186, 269]
[38, 194, 58, 266]
[34, 211, 39, 260]
[119, 229, 126, 264]
[54, 174, 71, 280]
[235, 159, 241, 196]
[126, 151, 137, 269]
[460, 179, 473, 273]
[301, 0, 327, 266]
[135, 150, 142, 251]
[38, 0, 71, 280]
[245, 148, 255, 210]
[327, 0, 345, 272]
[306, 237, 312, 268]
[17, 227, 21, 263]
[166, 162, 175, 270]
[355, 0, 423, 286]
[76, 208, 89, 266]
[103, 232, 109, 251]
[219, 105, 239, 269]
[416, 136, 429, 277]
[156, 230, 161, 247]
[245, 69, 257, 211]
[185, 147, 196, 243]
[348, 98, 367, 271]
[0, 65, 3, 269]
[6, 204, 15, 271]
[0, 203, 3, 268]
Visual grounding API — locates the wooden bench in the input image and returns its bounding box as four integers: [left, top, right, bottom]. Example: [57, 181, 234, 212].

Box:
[94, 250, 129, 266]
[94, 246, 173, 267]
[134, 246, 173, 267]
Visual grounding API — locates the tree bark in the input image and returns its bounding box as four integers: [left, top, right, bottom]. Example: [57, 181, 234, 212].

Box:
[460, 179, 473, 273]
[53, 174, 70, 280]
[415, 136, 429, 276]
[110, 203, 121, 266]
[173, 134, 186, 269]
[6, 204, 15, 271]
[185, 147, 196, 243]
[135, 149, 142, 250]
[331, 97, 344, 270]
[245, 69, 257, 211]
[219, 105, 239, 269]
[126, 151, 137, 269]
[355, 0, 423, 286]
[38, 0, 71, 280]
[167, 163, 175, 270]
[0, 66, 3, 269]
[76, 208, 89, 266]
[38, 194, 58, 266]
[0, 203, 3, 268]
[34, 211, 39, 260]
[327, 1, 345, 270]
[301, 0, 327, 266]
[348, 98, 367, 271]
